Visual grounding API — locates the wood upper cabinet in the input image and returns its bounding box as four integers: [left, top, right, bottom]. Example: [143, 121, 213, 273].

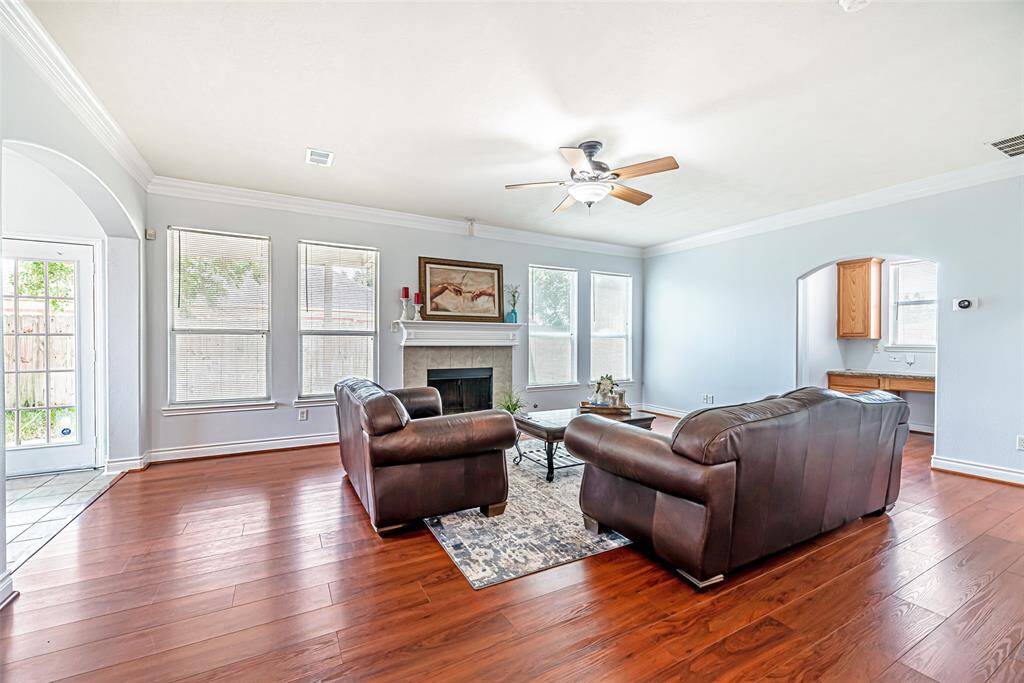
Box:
[836, 257, 883, 339]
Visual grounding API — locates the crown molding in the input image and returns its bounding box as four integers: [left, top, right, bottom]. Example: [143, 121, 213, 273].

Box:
[147, 176, 645, 258]
[644, 157, 1024, 258]
[0, 0, 154, 189]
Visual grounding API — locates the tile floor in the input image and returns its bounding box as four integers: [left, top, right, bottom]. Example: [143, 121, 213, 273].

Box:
[5, 469, 120, 571]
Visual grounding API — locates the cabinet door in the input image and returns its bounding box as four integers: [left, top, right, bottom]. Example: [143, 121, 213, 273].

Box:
[836, 258, 882, 339]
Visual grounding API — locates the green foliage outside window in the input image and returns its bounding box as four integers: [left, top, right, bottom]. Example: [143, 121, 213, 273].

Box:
[176, 255, 266, 315]
[530, 269, 572, 329]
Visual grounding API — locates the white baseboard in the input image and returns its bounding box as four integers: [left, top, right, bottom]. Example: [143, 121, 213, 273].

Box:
[637, 403, 689, 418]
[145, 432, 339, 464]
[0, 572, 15, 612]
[105, 454, 150, 473]
[931, 455, 1024, 486]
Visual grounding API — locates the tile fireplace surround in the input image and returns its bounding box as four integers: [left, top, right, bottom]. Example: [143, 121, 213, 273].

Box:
[403, 346, 512, 405]
[395, 320, 522, 406]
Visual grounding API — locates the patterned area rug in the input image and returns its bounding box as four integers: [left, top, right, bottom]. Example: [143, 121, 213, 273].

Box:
[424, 443, 631, 589]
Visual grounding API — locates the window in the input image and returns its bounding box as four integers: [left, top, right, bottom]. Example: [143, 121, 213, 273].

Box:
[168, 228, 270, 405]
[298, 241, 378, 398]
[890, 260, 937, 348]
[590, 272, 632, 381]
[3, 256, 81, 446]
[528, 265, 577, 386]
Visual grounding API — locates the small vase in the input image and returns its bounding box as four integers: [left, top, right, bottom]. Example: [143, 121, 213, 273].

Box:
[504, 309, 518, 323]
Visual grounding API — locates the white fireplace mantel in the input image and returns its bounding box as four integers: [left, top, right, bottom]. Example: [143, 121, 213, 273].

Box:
[391, 320, 524, 347]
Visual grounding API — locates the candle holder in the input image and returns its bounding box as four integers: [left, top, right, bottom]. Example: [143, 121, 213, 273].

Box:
[399, 297, 412, 321]
[412, 303, 423, 321]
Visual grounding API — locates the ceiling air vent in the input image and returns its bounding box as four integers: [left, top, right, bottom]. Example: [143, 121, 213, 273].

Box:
[305, 148, 335, 167]
[990, 133, 1024, 158]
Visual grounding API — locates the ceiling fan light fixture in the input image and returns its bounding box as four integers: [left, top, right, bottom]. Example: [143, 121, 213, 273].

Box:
[567, 181, 613, 205]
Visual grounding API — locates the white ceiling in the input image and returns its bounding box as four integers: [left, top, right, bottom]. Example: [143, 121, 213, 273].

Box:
[30, 1, 1024, 248]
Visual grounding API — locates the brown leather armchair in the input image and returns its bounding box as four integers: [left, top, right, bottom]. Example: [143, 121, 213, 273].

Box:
[565, 387, 909, 588]
[335, 377, 516, 532]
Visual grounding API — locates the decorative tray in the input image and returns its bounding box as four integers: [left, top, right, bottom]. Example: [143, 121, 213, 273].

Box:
[578, 403, 632, 416]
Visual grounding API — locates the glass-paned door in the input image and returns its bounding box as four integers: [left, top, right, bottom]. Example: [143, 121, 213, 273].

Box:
[3, 239, 96, 476]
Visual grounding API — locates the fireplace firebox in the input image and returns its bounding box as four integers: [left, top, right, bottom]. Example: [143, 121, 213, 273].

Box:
[427, 367, 493, 414]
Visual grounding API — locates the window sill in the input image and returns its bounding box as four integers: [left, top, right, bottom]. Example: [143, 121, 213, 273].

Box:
[587, 379, 635, 386]
[292, 397, 336, 408]
[162, 401, 277, 417]
[883, 345, 936, 353]
[526, 383, 582, 392]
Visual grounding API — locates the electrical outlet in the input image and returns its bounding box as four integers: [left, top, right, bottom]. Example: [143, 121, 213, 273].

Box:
[298, 408, 309, 422]
[1016, 435, 1024, 451]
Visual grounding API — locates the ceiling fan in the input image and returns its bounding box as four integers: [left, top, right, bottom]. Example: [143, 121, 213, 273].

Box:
[505, 140, 679, 213]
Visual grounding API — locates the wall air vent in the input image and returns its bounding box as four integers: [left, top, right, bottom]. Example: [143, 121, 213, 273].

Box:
[990, 133, 1024, 158]
[305, 148, 335, 166]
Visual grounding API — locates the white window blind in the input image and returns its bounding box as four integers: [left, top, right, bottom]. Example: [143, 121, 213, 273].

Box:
[298, 241, 377, 397]
[590, 272, 632, 381]
[528, 265, 577, 386]
[890, 260, 937, 347]
[168, 228, 271, 405]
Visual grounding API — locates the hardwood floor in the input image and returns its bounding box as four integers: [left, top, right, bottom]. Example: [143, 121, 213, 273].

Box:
[2, 421, 1024, 681]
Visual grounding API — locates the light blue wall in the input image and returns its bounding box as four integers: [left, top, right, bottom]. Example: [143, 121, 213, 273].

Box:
[643, 176, 1024, 478]
[1, 34, 147, 468]
[144, 193, 645, 457]
[0, 40, 146, 233]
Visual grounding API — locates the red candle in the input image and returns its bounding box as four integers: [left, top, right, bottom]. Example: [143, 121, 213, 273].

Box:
[414, 291, 422, 305]
[401, 286, 409, 299]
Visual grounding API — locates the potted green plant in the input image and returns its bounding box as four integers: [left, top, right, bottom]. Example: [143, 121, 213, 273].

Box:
[496, 389, 525, 415]
[504, 284, 520, 323]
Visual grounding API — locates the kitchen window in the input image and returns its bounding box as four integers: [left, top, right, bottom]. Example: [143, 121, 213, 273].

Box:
[889, 259, 937, 348]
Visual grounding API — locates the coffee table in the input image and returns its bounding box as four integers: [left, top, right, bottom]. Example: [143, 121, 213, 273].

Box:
[513, 408, 657, 482]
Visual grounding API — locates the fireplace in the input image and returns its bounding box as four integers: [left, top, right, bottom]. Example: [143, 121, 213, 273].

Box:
[427, 367, 493, 414]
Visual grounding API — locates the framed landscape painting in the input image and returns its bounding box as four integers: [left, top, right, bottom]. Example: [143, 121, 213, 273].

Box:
[419, 257, 504, 322]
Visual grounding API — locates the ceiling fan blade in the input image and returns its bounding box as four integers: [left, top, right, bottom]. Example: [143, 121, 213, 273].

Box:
[552, 194, 576, 213]
[611, 156, 679, 180]
[559, 147, 592, 173]
[609, 183, 652, 206]
[505, 180, 568, 190]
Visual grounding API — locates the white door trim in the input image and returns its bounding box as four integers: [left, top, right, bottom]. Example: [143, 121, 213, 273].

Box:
[3, 234, 107, 472]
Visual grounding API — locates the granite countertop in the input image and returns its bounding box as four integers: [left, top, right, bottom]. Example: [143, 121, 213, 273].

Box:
[828, 369, 935, 380]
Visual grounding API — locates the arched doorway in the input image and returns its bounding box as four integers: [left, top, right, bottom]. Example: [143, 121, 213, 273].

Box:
[796, 254, 938, 437]
[2, 141, 142, 570]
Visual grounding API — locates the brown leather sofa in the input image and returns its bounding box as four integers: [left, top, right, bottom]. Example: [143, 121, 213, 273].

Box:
[564, 387, 909, 588]
[335, 377, 517, 532]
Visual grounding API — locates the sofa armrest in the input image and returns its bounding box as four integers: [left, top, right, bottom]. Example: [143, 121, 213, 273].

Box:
[390, 386, 443, 419]
[565, 415, 721, 503]
[369, 409, 516, 467]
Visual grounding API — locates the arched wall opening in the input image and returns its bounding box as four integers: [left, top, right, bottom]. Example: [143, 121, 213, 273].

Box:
[796, 253, 938, 436]
[2, 140, 143, 474]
